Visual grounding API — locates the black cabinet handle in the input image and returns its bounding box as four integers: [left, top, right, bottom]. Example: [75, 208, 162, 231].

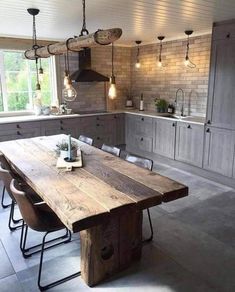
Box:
[140, 137, 144, 141]
[141, 117, 144, 121]
[96, 117, 100, 121]
[114, 115, 117, 119]
[207, 120, 211, 124]
[96, 124, 100, 127]
[60, 127, 64, 130]
[97, 137, 100, 140]
[172, 123, 176, 127]
[60, 120, 63, 124]
[187, 125, 191, 129]
[16, 124, 20, 129]
[206, 128, 210, 133]
[226, 33, 230, 38]
[17, 131, 21, 135]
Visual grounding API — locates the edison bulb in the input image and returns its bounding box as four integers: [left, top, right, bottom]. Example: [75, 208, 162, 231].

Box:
[184, 58, 189, 66]
[135, 61, 141, 69]
[63, 84, 77, 102]
[108, 83, 117, 99]
[158, 61, 162, 67]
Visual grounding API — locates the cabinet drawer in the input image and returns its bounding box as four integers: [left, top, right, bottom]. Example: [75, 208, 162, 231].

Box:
[134, 135, 153, 152]
[213, 23, 235, 41]
[126, 115, 153, 136]
[0, 128, 41, 142]
[0, 121, 41, 131]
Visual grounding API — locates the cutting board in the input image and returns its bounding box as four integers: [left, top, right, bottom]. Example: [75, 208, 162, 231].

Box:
[56, 149, 83, 171]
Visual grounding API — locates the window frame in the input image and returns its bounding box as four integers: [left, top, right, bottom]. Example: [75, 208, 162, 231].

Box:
[0, 49, 58, 117]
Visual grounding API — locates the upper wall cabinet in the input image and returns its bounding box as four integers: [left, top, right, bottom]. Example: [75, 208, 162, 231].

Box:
[207, 20, 235, 130]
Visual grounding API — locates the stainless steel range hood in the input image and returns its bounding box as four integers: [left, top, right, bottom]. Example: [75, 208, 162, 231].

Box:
[70, 48, 109, 82]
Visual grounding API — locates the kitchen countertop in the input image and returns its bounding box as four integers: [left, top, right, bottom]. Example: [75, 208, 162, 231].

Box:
[0, 109, 206, 125]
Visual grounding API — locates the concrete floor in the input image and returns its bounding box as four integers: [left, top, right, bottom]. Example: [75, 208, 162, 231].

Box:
[0, 160, 235, 292]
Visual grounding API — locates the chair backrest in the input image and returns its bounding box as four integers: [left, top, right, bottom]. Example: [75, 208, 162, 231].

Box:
[0, 164, 15, 201]
[78, 135, 93, 146]
[125, 154, 153, 171]
[101, 144, 121, 157]
[10, 179, 44, 231]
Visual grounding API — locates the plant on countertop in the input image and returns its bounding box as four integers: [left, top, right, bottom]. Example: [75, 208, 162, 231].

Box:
[155, 98, 168, 113]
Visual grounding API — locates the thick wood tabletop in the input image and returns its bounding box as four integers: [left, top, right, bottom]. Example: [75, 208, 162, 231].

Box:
[0, 135, 188, 232]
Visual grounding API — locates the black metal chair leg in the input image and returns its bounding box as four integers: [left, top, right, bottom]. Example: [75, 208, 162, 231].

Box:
[38, 231, 81, 291]
[11, 201, 22, 224]
[1, 186, 11, 208]
[8, 200, 23, 231]
[20, 225, 72, 259]
[142, 208, 154, 244]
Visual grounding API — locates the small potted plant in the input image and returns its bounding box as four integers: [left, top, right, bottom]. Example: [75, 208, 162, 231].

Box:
[55, 139, 78, 159]
[155, 98, 168, 113]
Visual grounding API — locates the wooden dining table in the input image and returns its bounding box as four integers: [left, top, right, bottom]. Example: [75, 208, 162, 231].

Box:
[0, 134, 188, 287]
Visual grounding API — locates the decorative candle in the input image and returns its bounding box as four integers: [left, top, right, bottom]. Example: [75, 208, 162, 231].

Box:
[68, 134, 72, 160]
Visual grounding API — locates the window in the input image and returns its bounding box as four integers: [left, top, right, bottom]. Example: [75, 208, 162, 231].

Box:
[0, 50, 57, 113]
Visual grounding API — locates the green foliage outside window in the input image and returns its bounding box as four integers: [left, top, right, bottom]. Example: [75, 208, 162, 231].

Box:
[0, 51, 53, 112]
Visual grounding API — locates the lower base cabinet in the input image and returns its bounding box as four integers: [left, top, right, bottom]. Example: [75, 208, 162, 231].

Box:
[175, 122, 204, 167]
[203, 126, 235, 177]
[153, 119, 176, 159]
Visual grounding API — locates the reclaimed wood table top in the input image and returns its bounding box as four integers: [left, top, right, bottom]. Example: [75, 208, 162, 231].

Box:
[0, 134, 188, 233]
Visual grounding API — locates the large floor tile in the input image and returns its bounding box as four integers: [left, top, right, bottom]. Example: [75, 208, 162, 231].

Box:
[153, 214, 235, 292]
[0, 274, 24, 292]
[0, 240, 15, 280]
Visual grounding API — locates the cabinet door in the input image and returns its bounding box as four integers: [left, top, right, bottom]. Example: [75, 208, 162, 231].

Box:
[41, 119, 77, 137]
[114, 114, 125, 145]
[175, 122, 204, 167]
[125, 114, 135, 147]
[207, 39, 235, 129]
[133, 135, 153, 152]
[203, 127, 234, 177]
[153, 119, 176, 159]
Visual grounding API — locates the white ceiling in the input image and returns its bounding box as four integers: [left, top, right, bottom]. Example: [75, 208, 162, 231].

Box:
[1, 0, 235, 45]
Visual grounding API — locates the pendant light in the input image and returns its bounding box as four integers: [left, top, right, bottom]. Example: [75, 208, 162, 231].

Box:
[62, 50, 77, 101]
[27, 8, 42, 100]
[108, 42, 117, 99]
[184, 30, 196, 68]
[135, 40, 142, 68]
[157, 36, 166, 67]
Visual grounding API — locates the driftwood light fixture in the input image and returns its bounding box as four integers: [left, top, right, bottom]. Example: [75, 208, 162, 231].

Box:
[24, 28, 122, 60]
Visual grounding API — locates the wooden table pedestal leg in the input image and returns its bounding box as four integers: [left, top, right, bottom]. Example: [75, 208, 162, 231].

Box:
[80, 209, 143, 287]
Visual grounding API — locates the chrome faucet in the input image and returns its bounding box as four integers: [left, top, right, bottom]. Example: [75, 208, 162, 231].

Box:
[175, 88, 185, 116]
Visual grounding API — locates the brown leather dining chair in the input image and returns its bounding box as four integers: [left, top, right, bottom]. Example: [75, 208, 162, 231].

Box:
[101, 144, 121, 157]
[125, 153, 154, 243]
[10, 179, 81, 291]
[78, 135, 93, 146]
[0, 155, 26, 231]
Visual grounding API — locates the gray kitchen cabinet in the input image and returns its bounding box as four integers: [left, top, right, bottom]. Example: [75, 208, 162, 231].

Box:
[114, 114, 125, 145]
[203, 126, 235, 177]
[125, 114, 153, 152]
[40, 118, 78, 137]
[0, 122, 41, 142]
[175, 122, 204, 167]
[153, 118, 176, 159]
[206, 21, 235, 129]
[79, 114, 124, 148]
